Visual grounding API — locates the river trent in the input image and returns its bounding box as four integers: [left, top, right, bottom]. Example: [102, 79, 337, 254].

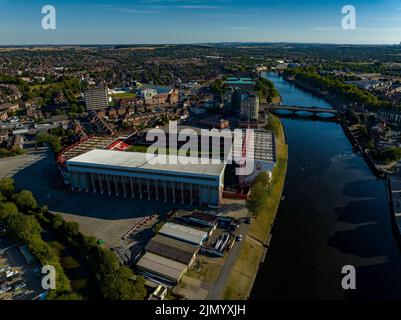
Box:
[251, 72, 401, 299]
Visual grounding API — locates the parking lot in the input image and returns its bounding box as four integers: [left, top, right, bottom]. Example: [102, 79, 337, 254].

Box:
[0, 236, 43, 300]
[1, 147, 188, 248]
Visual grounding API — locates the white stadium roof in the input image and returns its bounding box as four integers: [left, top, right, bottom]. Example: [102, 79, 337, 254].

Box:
[66, 149, 225, 177]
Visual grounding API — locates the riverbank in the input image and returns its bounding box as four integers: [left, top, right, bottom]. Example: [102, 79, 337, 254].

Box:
[222, 115, 288, 299]
[280, 73, 388, 178]
[281, 74, 345, 110]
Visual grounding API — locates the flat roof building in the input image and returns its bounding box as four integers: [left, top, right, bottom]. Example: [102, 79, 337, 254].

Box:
[66, 149, 226, 207]
[159, 222, 209, 246]
[145, 234, 199, 266]
[136, 252, 188, 285]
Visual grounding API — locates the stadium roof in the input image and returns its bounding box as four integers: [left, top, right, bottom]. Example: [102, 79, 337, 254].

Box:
[66, 149, 225, 177]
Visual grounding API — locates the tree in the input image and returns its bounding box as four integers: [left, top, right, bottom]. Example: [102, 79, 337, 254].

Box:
[0, 202, 19, 221]
[63, 221, 80, 239]
[101, 267, 146, 300]
[358, 125, 369, 139]
[0, 177, 15, 197]
[7, 213, 42, 242]
[51, 214, 65, 230]
[55, 292, 83, 300]
[246, 182, 266, 216]
[14, 190, 38, 212]
[378, 147, 401, 163]
[345, 109, 360, 125]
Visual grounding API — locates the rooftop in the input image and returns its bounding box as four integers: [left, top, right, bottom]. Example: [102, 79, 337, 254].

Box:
[136, 252, 187, 282]
[67, 149, 226, 177]
[146, 235, 199, 265]
[159, 222, 208, 245]
[225, 77, 256, 85]
[233, 129, 276, 162]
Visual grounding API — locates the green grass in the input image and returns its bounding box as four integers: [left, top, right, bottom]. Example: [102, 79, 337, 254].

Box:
[187, 256, 221, 283]
[29, 84, 53, 92]
[110, 92, 137, 99]
[223, 239, 264, 300]
[222, 114, 288, 299]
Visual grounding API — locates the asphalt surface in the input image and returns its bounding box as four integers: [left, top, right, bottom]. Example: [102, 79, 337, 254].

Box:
[207, 223, 250, 300]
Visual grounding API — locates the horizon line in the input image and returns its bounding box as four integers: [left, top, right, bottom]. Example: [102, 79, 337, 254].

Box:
[1, 40, 401, 47]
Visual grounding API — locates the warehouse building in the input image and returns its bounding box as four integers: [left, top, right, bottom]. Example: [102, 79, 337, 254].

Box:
[145, 235, 199, 267]
[159, 222, 209, 246]
[66, 149, 226, 207]
[136, 252, 188, 285]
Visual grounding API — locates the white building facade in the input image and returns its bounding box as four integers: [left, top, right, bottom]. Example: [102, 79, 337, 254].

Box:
[66, 149, 226, 207]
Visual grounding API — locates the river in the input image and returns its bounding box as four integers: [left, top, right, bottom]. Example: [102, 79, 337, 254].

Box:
[251, 72, 401, 300]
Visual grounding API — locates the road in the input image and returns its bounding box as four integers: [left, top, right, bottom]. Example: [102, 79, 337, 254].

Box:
[207, 223, 250, 300]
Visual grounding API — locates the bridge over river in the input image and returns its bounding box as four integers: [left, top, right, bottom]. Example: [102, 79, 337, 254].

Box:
[267, 104, 340, 120]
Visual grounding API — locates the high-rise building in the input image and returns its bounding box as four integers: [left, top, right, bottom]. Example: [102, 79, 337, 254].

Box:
[231, 89, 242, 114]
[240, 93, 259, 121]
[84, 87, 109, 110]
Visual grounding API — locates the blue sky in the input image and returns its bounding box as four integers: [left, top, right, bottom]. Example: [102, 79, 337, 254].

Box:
[0, 0, 400, 45]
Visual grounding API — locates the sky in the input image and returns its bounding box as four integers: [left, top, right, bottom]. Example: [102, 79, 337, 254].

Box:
[0, 0, 401, 45]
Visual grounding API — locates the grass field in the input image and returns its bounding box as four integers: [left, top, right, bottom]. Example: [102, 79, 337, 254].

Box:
[222, 114, 288, 299]
[110, 92, 137, 99]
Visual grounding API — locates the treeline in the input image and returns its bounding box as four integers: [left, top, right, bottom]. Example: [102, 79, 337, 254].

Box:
[284, 68, 392, 109]
[36, 133, 63, 154]
[0, 179, 76, 299]
[19, 78, 85, 106]
[246, 172, 272, 216]
[0, 147, 25, 158]
[255, 77, 279, 103]
[0, 178, 147, 300]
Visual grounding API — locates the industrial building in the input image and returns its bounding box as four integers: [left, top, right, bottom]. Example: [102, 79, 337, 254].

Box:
[136, 252, 188, 285]
[66, 149, 226, 207]
[145, 235, 199, 266]
[159, 222, 209, 246]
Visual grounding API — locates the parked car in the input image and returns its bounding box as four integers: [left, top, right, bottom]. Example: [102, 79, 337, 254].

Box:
[236, 234, 243, 242]
[245, 218, 253, 224]
[5, 270, 19, 278]
[0, 284, 12, 294]
[14, 282, 27, 291]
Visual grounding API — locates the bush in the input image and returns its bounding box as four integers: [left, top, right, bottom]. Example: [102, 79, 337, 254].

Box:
[0, 177, 15, 198]
[14, 190, 38, 212]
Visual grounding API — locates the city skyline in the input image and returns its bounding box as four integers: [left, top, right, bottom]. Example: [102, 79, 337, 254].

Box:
[0, 0, 401, 45]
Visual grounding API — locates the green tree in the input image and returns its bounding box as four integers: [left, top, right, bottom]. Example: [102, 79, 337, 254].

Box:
[0, 177, 15, 197]
[14, 190, 38, 212]
[101, 267, 146, 300]
[7, 213, 42, 242]
[0, 202, 19, 221]
[379, 147, 401, 163]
